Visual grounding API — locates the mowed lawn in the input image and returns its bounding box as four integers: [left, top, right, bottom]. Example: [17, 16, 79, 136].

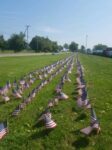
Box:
[79, 54, 112, 150]
[0, 53, 112, 150]
[0, 54, 68, 85]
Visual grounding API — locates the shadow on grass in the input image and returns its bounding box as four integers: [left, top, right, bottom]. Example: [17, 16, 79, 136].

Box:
[71, 91, 78, 95]
[33, 121, 44, 128]
[73, 82, 77, 85]
[71, 129, 80, 136]
[72, 137, 89, 149]
[75, 113, 87, 121]
[52, 108, 62, 114]
[72, 106, 82, 113]
[31, 129, 53, 140]
[0, 100, 5, 105]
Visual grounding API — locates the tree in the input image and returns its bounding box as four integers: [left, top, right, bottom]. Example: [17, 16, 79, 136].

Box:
[30, 36, 40, 52]
[30, 36, 59, 52]
[58, 45, 63, 51]
[0, 35, 6, 50]
[69, 42, 78, 52]
[43, 37, 53, 52]
[7, 32, 26, 52]
[93, 44, 107, 51]
[63, 43, 69, 49]
[80, 45, 86, 53]
[87, 48, 91, 54]
[52, 42, 58, 52]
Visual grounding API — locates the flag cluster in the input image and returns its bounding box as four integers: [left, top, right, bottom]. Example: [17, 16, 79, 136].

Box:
[75, 53, 101, 135]
[0, 56, 71, 102]
[12, 56, 74, 116]
[37, 56, 74, 129]
[0, 53, 101, 140]
[0, 55, 74, 139]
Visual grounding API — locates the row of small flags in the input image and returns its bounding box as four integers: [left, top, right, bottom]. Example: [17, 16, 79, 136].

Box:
[75, 54, 101, 135]
[0, 54, 101, 140]
[0, 56, 72, 102]
[0, 55, 74, 140]
[37, 57, 74, 129]
[12, 56, 74, 117]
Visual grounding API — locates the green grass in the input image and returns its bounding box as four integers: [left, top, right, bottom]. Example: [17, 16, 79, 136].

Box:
[79, 54, 112, 150]
[0, 53, 112, 150]
[0, 54, 67, 85]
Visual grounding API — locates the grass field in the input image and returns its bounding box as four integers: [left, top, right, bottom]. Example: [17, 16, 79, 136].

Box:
[78, 54, 112, 150]
[0, 53, 112, 150]
[0, 54, 67, 85]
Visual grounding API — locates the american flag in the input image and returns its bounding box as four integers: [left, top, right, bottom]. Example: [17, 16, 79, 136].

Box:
[24, 82, 29, 89]
[13, 79, 17, 88]
[6, 80, 11, 89]
[81, 87, 87, 101]
[19, 78, 25, 85]
[12, 107, 20, 116]
[77, 97, 83, 107]
[90, 108, 98, 125]
[90, 108, 101, 133]
[59, 92, 69, 100]
[12, 89, 22, 98]
[44, 114, 57, 129]
[0, 87, 4, 95]
[0, 121, 8, 140]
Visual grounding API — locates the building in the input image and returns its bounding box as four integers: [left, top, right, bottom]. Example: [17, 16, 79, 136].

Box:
[103, 48, 112, 57]
[93, 49, 104, 55]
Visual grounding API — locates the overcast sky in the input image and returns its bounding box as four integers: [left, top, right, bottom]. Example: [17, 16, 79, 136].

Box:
[0, 0, 112, 48]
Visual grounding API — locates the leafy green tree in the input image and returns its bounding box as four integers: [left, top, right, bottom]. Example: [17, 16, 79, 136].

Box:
[52, 42, 58, 52]
[29, 36, 39, 52]
[58, 45, 63, 51]
[0, 35, 6, 50]
[63, 43, 69, 49]
[93, 44, 107, 51]
[43, 37, 52, 52]
[30, 36, 59, 52]
[80, 45, 86, 53]
[87, 48, 91, 54]
[7, 32, 26, 52]
[69, 42, 78, 52]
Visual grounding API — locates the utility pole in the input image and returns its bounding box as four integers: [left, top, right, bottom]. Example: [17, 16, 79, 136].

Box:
[24, 25, 30, 44]
[26, 25, 30, 44]
[24, 25, 30, 49]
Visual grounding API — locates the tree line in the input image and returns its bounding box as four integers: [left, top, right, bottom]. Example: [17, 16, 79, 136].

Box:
[0, 32, 108, 53]
[0, 32, 78, 53]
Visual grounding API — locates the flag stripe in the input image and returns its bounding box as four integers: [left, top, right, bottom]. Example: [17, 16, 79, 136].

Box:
[0, 128, 7, 139]
[46, 121, 57, 128]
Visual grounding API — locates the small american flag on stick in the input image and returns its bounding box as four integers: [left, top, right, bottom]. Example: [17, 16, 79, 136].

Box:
[0, 121, 8, 140]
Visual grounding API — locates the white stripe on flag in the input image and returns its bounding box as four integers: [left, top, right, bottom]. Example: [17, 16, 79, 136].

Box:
[0, 128, 7, 139]
[46, 121, 56, 128]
